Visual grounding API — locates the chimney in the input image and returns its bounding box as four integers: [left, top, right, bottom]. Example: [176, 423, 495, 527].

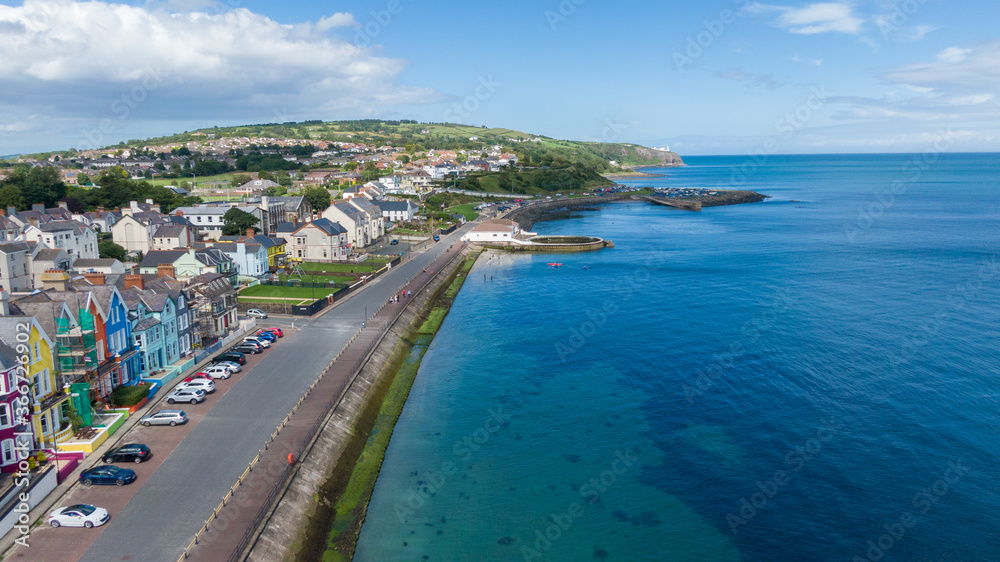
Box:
[57, 200, 69, 210]
[84, 272, 106, 286]
[145, 198, 154, 205]
[0, 287, 9, 316]
[96, 206, 105, 213]
[174, 209, 184, 216]
[32, 203, 45, 212]
[130, 201, 140, 211]
[246, 228, 254, 239]
[5, 207, 15, 216]
[124, 274, 145, 290]
[292, 216, 297, 226]
[41, 269, 70, 292]
[157, 264, 176, 279]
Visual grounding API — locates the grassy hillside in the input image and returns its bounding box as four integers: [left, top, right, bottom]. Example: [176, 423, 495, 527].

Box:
[102, 120, 682, 171]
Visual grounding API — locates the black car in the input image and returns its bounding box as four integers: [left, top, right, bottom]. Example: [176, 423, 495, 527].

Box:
[232, 343, 262, 354]
[213, 351, 246, 365]
[80, 465, 137, 487]
[103, 444, 151, 464]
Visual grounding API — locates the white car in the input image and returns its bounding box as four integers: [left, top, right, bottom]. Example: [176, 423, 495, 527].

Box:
[243, 336, 271, 348]
[247, 309, 268, 318]
[217, 361, 242, 373]
[203, 366, 232, 379]
[48, 504, 110, 528]
[176, 379, 216, 394]
[165, 388, 205, 404]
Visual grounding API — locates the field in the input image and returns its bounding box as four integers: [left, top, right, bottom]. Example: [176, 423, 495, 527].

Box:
[238, 284, 342, 300]
[447, 204, 479, 221]
[277, 273, 354, 284]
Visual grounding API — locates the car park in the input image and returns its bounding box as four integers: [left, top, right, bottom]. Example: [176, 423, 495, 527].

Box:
[103, 444, 152, 464]
[80, 466, 137, 487]
[213, 351, 246, 365]
[165, 388, 205, 404]
[139, 410, 188, 426]
[247, 309, 268, 318]
[176, 379, 215, 394]
[243, 336, 271, 348]
[48, 504, 110, 528]
[203, 366, 232, 379]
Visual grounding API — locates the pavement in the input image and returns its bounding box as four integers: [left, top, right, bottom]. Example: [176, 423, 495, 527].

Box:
[2, 224, 472, 562]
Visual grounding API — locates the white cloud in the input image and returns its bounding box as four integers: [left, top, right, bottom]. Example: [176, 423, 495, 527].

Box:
[883, 42, 1000, 87]
[0, 1, 441, 124]
[936, 47, 972, 63]
[749, 2, 864, 35]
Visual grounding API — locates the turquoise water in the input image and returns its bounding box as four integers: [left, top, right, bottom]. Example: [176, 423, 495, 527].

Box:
[355, 154, 1000, 561]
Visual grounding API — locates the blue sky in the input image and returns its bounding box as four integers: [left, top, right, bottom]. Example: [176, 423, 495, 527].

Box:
[2, 0, 999, 155]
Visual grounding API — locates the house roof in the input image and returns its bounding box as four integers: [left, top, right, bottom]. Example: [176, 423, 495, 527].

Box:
[72, 258, 120, 269]
[139, 250, 189, 269]
[297, 218, 347, 237]
[33, 248, 67, 261]
[153, 225, 186, 238]
[471, 219, 517, 233]
[194, 247, 231, 267]
[377, 201, 416, 212]
[133, 317, 161, 332]
[36, 220, 89, 233]
[0, 242, 30, 254]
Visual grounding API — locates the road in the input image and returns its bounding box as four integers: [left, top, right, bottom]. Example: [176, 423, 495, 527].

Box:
[47, 228, 470, 562]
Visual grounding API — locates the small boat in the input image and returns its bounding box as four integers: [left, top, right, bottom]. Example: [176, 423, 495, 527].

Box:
[547, 263, 563, 268]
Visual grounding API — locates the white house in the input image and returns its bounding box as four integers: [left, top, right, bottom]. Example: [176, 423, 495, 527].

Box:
[21, 220, 99, 260]
[461, 219, 524, 244]
[376, 200, 418, 223]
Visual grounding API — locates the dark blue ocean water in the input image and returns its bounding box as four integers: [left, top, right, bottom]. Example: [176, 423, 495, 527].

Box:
[355, 154, 1000, 561]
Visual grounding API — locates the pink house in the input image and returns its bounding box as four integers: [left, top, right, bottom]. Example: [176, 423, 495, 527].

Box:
[0, 342, 31, 473]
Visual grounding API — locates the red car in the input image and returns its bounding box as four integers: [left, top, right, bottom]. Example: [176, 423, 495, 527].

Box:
[261, 327, 283, 338]
[184, 373, 213, 383]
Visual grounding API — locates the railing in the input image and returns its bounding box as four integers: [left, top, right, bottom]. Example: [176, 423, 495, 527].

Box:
[176, 244, 469, 562]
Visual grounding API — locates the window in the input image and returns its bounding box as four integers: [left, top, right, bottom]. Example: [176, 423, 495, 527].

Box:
[40, 412, 49, 434]
[0, 440, 13, 464]
[0, 404, 9, 427]
[33, 342, 40, 363]
[41, 368, 51, 395]
[31, 374, 40, 400]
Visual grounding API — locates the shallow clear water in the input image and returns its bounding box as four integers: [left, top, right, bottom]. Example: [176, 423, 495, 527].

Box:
[355, 154, 1000, 561]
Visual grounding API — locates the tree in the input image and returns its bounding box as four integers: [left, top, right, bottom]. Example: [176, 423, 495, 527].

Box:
[0, 184, 24, 211]
[302, 186, 331, 212]
[231, 173, 252, 189]
[99, 240, 127, 261]
[61, 196, 85, 213]
[396, 154, 410, 164]
[77, 172, 92, 185]
[343, 162, 358, 172]
[222, 208, 260, 236]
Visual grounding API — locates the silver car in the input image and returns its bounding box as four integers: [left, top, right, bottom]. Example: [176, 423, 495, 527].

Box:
[216, 361, 241, 373]
[139, 410, 188, 427]
[165, 388, 205, 404]
[176, 379, 216, 394]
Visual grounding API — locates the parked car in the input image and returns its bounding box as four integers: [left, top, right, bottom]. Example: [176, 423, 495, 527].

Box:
[80, 466, 137, 487]
[213, 351, 246, 365]
[243, 336, 271, 348]
[232, 343, 262, 355]
[253, 330, 276, 342]
[165, 388, 205, 404]
[184, 373, 214, 383]
[48, 504, 110, 528]
[216, 361, 242, 373]
[247, 309, 268, 319]
[139, 410, 188, 427]
[176, 379, 215, 394]
[433, 235, 440, 241]
[103, 444, 151, 464]
[203, 366, 232, 379]
[261, 327, 283, 338]
[390, 239, 399, 245]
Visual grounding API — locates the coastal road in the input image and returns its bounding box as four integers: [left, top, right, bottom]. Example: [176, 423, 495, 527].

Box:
[75, 226, 472, 562]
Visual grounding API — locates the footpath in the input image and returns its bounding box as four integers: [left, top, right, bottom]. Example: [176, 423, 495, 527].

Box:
[178, 245, 467, 561]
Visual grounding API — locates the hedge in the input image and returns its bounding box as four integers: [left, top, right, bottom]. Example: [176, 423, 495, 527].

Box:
[111, 383, 152, 407]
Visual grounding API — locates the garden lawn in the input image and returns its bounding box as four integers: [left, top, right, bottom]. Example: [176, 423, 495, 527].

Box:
[239, 285, 342, 299]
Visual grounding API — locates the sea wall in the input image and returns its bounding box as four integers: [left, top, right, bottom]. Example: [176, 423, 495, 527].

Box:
[505, 193, 633, 230]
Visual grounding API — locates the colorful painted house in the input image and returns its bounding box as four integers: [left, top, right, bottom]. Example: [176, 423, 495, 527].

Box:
[0, 315, 67, 451]
[0, 341, 32, 473]
[120, 288, 167, 377]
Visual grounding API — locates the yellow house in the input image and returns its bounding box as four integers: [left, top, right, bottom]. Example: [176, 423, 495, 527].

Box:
[0, 314, 72, 448]
[254, 235, 287, 270]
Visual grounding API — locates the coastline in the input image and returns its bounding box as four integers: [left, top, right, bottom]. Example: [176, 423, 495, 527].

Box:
[278, 250, 481, 561]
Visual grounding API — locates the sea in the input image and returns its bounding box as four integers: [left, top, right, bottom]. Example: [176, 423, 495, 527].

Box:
[354, 154, 1000, 562]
